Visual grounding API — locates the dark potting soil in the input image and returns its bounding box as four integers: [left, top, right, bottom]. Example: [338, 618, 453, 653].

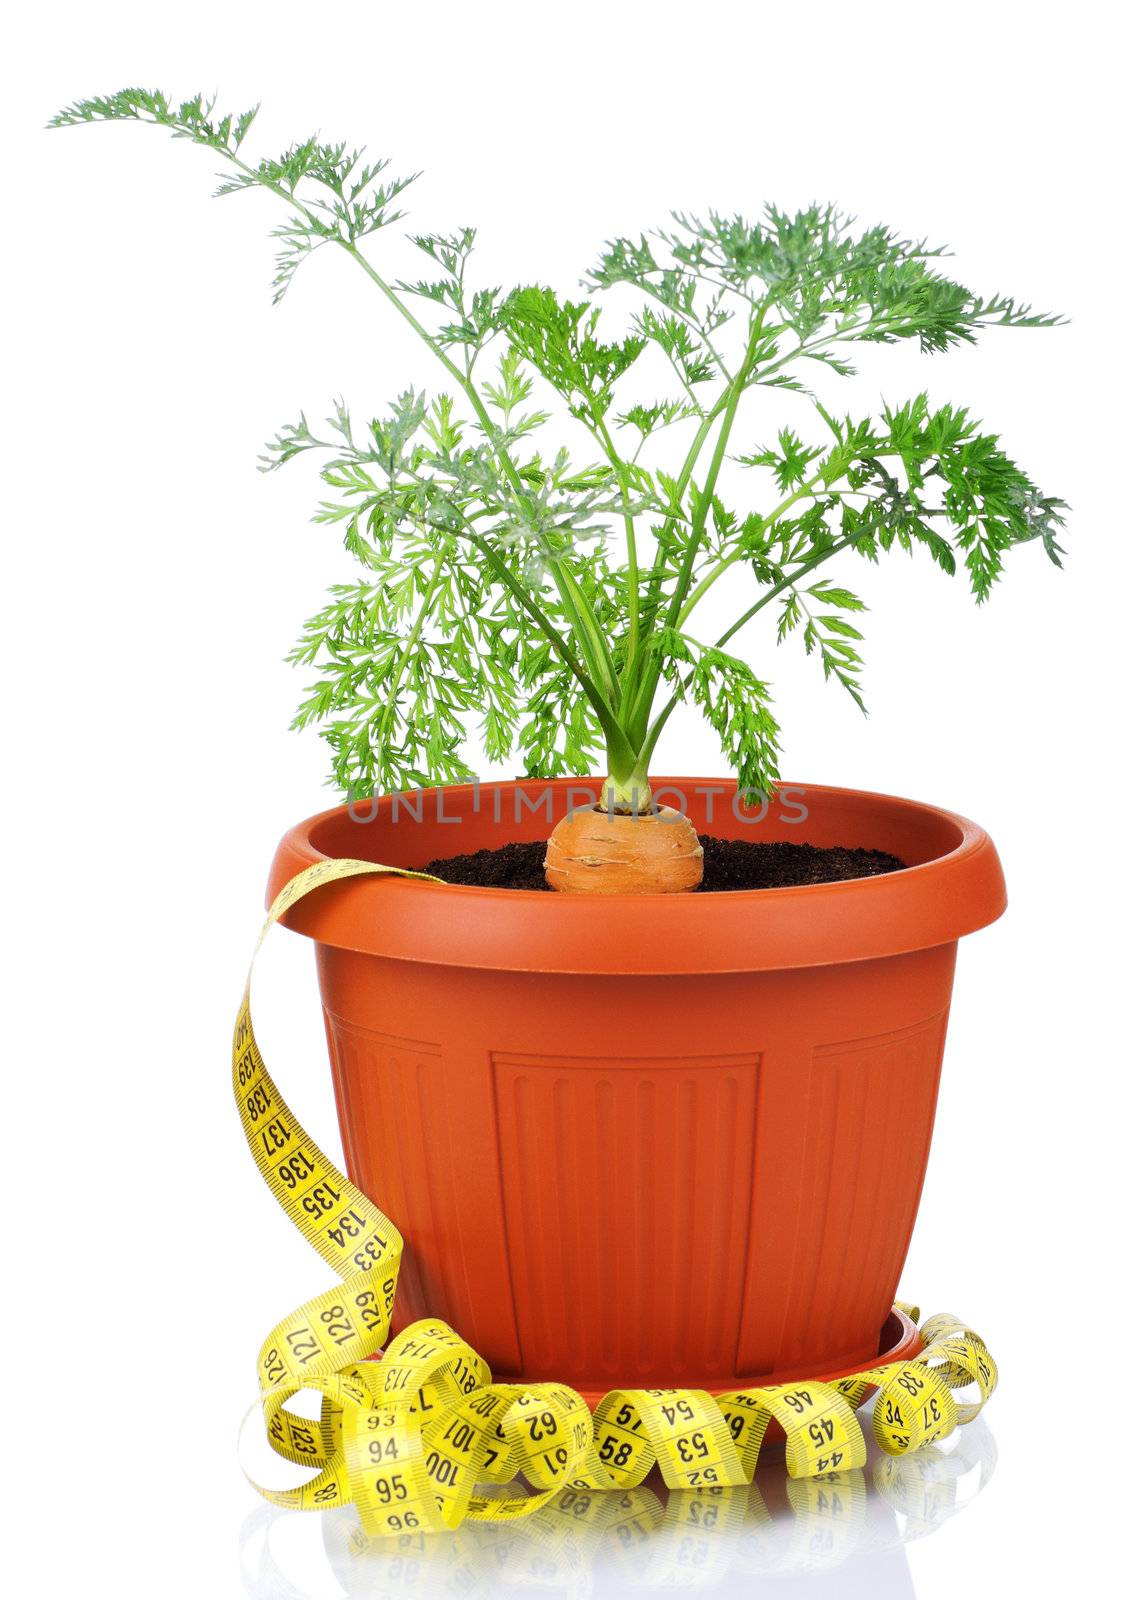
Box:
[422, 836, 906, 892]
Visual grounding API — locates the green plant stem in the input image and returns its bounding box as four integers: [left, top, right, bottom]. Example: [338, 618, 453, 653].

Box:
[673, 386, 732, 501]
[636, 382, 732, 638]
[402, 490, 622, 729]
[675, 485, 818, 627]
[623, 317, 762, 750]
[670, 321, 762, 616]
[207, 141, 619, 717]
[716, 536, 853, 648]
[451, 519, 636, 766]
[338, 239, 621, 707]
[584, 414, 641, 687]
[633, 532, 857, 775]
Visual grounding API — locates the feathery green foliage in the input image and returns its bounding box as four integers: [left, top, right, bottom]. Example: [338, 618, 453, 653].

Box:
[53, 89, 1067, 805]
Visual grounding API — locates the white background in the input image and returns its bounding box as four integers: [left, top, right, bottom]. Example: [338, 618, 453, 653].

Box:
[3, 2, 1142, 1593]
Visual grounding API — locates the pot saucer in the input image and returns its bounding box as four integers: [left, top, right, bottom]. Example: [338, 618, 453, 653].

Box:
[500, 1306, 922, 1413]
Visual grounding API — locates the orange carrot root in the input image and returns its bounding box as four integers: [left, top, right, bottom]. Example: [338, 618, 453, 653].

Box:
[544, 806, 703, 895]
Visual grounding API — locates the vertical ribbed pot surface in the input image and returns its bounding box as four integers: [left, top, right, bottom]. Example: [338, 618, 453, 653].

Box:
[268, 778, 1005, 1391]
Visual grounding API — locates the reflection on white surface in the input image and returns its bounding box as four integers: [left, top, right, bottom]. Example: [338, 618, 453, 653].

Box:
[240, 1417, 996, 1600]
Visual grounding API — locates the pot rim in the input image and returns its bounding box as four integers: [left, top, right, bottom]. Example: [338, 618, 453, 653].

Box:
[267, 777, 1006, 975]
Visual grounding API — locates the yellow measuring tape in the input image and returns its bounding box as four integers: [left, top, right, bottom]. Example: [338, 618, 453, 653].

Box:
[234, 857, 998, 1536]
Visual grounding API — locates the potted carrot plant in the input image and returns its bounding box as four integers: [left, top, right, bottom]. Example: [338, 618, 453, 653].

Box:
[55, 90, 1064, 1397]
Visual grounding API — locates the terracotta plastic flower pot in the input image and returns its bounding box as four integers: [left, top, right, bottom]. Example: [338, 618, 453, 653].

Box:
[268, 777, 1005, 1395]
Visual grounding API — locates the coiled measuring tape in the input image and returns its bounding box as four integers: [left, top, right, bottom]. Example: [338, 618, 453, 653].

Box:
[234, 857, 998, 1536]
